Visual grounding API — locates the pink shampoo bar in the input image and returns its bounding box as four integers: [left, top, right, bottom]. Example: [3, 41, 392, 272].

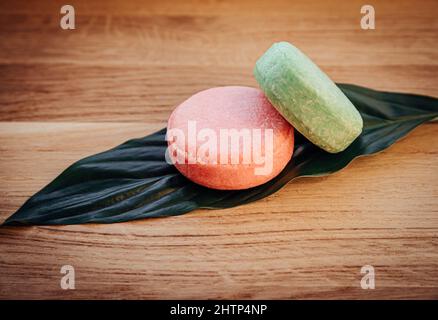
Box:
[167, 86, 294, 190]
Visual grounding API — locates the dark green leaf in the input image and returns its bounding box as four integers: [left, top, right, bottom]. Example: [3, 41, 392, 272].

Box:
[3, 84, 438, 225]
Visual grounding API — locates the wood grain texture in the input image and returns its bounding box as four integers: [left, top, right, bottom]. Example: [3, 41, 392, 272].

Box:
[0, 0, 437, 299]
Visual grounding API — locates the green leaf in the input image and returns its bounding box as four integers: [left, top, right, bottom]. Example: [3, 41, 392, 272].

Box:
[3, 84, 438, 225]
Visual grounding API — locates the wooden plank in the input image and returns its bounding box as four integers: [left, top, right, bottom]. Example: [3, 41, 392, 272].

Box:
[1, 0, 437, 18]
[1, 64, 436, 122]
[0, 122, 437, 299]
[0, 0, 436, 122]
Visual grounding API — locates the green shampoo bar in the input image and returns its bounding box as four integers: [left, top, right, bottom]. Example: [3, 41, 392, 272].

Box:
[254, 42, 363, 153]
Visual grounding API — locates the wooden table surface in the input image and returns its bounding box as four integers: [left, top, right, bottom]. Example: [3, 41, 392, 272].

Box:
[0, 0, 437, 299]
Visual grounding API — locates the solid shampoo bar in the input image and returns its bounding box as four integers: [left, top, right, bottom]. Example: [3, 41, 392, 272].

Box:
[254, 42, 363, 153]
[167, 86, 294, 190]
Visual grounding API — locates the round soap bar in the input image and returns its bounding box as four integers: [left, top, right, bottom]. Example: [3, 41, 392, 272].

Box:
[167, 86, 294, 190]
[254, 42, 363, 153]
